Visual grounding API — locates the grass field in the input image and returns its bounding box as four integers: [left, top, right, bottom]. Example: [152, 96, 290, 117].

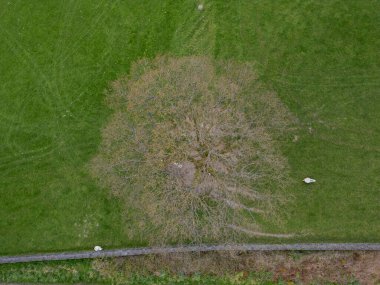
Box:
[0, 259, 276, 285]
[1, 251, 378, 284]
[0, 0, 379, 255]
[0, 259, 274, 285]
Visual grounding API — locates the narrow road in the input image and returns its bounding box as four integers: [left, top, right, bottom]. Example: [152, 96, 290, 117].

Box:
[1, 243, 380, 264]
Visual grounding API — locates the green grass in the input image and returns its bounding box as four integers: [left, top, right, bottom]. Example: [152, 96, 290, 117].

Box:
[0, 259, 280, 285]
[0, 0, 184, 254]
[0, 0, 379, 255]
[213, 0, 380, 241]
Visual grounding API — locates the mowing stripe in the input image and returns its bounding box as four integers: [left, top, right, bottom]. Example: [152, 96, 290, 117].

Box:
[1, 244, 380, 264]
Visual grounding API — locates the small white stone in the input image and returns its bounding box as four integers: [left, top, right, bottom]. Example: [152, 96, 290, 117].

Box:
[94, 246, 103, 251]
[303, 177, 316, 184]
[197, 4, 204, 11]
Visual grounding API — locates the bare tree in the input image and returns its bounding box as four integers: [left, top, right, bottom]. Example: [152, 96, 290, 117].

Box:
[90, 56, 297, 244]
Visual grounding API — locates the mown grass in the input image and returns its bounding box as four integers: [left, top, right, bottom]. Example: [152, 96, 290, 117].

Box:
[213, 0, 380, 241]
[0, 0, 200, 254]
[0, 0, 379, 255]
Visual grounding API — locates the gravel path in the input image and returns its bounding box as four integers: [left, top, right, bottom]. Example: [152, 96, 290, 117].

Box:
[1, 244, 380, 264]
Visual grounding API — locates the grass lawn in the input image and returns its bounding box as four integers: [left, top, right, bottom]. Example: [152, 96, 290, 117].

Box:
[0, 0, 379, 255]
[213, 0, 380, 241]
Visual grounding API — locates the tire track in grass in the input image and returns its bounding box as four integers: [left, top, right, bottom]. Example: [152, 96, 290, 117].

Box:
[0, 0, 21, 20]
[171, 1, 216, 55]
[0, 99, 55, 170]
[0, 145, 53, 165]
[49, 0, 119, 127]
[52, 0, 107, 126]
[0, 109, 56, 164]
[53, 0, 80, 110]
[0, 9, 98, 168]
[0, 139, 98, 173]
[0, 149, 54, 174]
[0, 1, 99, 131]
[0, 27, 65, 115]
[58, 0, 120, 65]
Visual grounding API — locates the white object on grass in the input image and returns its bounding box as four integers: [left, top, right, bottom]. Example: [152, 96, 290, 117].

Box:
[303, 177, 316, 184]
[94, 246, 103, 251]
[173, 162, 183, 168]
[197, 4, 204, 10]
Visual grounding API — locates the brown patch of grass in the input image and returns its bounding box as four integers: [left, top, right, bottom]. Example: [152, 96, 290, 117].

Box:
[90, 56, 297, 244]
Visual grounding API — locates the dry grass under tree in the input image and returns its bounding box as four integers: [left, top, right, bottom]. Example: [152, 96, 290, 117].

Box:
[90, 56, 297, 245]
